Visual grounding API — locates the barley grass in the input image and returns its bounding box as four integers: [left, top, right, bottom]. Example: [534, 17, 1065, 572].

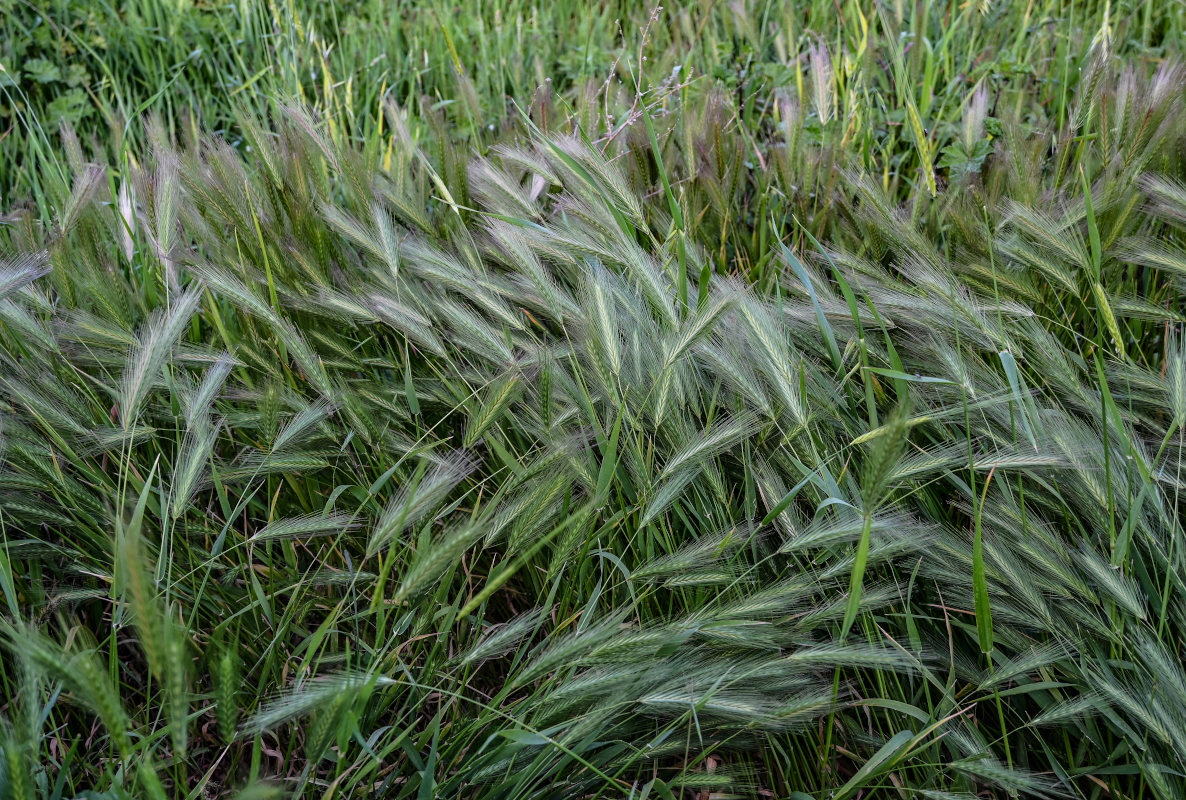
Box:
[2, 2, 1186, 799]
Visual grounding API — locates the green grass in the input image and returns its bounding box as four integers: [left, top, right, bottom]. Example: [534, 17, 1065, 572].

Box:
[2, 1, 1186, 799]
[2, 0, 1184, 209]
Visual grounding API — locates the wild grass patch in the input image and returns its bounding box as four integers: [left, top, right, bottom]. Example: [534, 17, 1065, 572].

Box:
[1, 4, 1186, 798]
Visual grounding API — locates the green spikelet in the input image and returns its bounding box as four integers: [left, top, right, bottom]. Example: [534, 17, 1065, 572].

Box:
[6, 624, 132, 757]
[117, 472, 166, 685]
[304, 689, 348, 765]
[539, 356, 553, 430]
[164, 616, 190, 757]
[465, 372, 521, 447]
[215, 637, 241, 746]
[117, 466, 191, 752]
[1, 720, 33, 800]
[68, 644, 133, 757]
[858, 405, 910, 511]
[260, 381, 281, 446]
[119, 531, 164, 676]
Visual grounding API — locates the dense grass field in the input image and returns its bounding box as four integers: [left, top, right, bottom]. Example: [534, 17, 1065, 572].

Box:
[3, 0, 1186, 798]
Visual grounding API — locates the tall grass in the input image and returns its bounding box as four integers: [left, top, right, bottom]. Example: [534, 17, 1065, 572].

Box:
[3, 0, 1185, 212]
[0, 40, 1185, 797]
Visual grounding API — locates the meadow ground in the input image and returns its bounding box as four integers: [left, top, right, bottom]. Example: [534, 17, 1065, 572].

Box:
[2, 1, 1186, 798]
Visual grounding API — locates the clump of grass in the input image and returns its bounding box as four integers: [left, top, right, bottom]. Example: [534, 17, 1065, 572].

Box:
[1, 46, 1186, 800]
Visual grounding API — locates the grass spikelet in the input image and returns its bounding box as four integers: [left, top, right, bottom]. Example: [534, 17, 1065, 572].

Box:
[164, 617, 190, 756]
[117, 469, 167, 683]
[391, 522, 482, 606]
[119, 286, 202, 429]
[252, 512, 358, 541]
[0, 719, 33, 800]
[0, 252, 50, 302]
[658, 413, 758, 481]
[368, 294, 448, 357]
[458, 609, 545, 666]
[3, 624, 132, 756]
[170, 418, 220, 519]
[465, 372, 522, 447]
[242, 672, 393, 737]
[183, 353, 234, 427]
[784, 643, 911, 670]
[215, 636, 241, 746]
[272, 398, 334, 452]
[369, 453, 476, 555]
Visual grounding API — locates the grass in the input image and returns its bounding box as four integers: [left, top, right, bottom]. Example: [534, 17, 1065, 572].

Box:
[2, 1, 1186, 799]
[3, 0, 1184, 209]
